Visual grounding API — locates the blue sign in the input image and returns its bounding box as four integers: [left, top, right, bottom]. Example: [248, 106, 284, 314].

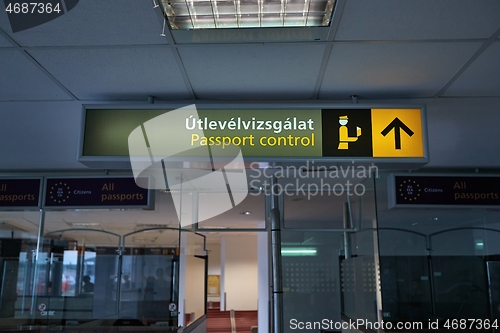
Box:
[0, 178, 41, 209]
[44, 177, 151, 209]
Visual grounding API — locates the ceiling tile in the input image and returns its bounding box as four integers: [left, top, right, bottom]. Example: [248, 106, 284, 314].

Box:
[0, 0, 166, 46]
[178, 44, 326, 99]
[29, 47, 191, 100]
[0, 34, 12, 47]
[0, 8, 10, 33]
[334, 0, 500, 41]
[0, 50, 72, 101]
[443, 42, 500, 97]
[319, 42, 481, 99]
[0, 102, 85, 170]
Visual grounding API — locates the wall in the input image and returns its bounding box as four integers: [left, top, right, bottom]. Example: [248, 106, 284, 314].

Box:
[179, 232, 205, 326]
[207, 243, 221, 275]
[221, 234, 258, 310]
[184, 255, 205, 322]
[206, 242, 221, 303]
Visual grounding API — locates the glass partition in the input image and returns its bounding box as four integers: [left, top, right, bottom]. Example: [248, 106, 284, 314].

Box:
[174, 185, 208, 328]
[122, 227, 180, 327]
[275, 171, 381, 332]
[0, 210, 40, 328]
[0, 186, 189, 330]
[182, 231, 206, 325]
[375, 171, 500, 324]
[341, 177, 380, 324]
[377, 229, 431, 322]
[281, 229, 342, 330]
[279, 176, 349, 333]
[34, 229, 120, 327]
[430, 228, 500, 320]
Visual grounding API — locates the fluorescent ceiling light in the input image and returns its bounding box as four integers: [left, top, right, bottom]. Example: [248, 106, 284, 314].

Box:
[281, 247, 317, 256]
[159, 0, 336, 29]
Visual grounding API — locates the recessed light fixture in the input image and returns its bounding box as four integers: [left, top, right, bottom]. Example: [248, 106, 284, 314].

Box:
[281, 247, 317, 256]
[240, 211, 252, 215]
[161, 18, 167, 36]
[159, 0, 336, 29]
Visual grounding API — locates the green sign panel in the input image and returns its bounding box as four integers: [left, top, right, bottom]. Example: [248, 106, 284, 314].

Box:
[84, 109, 322, 157]
[81, 106, 427, 161]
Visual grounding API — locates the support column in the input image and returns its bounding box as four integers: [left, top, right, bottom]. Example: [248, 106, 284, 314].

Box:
[220, 235, 226, 311]
[30, 209, 45, 317]
[258, 223, 269, 333]
[178, 231, 188, 327]
[343, 202, 352, 259]
[270, 176, 283, 333]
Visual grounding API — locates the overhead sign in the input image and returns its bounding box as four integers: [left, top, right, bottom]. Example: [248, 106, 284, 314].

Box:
[80, 105, 427, 167]
[390, 175, 500, 208]
[44, 177, 151, 209]
[0, 178, 41, 209]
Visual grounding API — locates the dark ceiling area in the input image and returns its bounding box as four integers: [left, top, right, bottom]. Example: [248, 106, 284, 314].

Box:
[0, 0, 499, 103]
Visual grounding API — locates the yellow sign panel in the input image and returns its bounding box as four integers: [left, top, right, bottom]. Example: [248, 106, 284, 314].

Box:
[371, 109, 424, 157]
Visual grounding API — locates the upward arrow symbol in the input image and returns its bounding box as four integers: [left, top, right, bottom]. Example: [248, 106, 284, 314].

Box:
[381, 117, 414, 149]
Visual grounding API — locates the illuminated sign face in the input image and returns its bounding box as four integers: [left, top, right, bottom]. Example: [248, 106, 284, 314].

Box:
[182, 109, 323, 157]
[83, 106, 426, 160]
[371, 109, 424, 157]
[322, 108, 425, 158]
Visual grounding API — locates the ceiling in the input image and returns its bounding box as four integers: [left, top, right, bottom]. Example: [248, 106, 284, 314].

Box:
[0, 0, 499, 103]
[1, 1, 500, 248]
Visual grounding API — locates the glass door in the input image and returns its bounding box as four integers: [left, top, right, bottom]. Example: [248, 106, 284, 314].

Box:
[270, 171, 381, 333]
[0, 210, 41, 328]
[35, 228, 121, 326]
[122, 227, 181, 326]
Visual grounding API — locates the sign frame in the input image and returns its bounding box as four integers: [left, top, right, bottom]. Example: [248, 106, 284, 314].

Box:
[0, 177, 43, 211]
[388, 173, 500, 209]
[42, 176, 153, 210]
[78, 102, 429, 169]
